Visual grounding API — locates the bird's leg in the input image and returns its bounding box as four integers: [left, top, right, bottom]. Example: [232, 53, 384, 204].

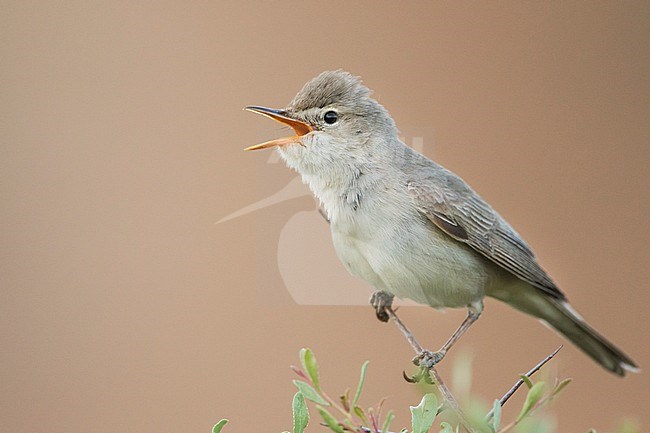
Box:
[369, 290, 394, 323]
[370, 293, 483, 383]
[413, 301, 483, 370]
[370, 291, 430, 382]
[377, 302, 433, 383]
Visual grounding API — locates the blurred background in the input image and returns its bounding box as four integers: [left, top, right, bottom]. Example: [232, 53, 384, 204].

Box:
[1, 1, 648, 432]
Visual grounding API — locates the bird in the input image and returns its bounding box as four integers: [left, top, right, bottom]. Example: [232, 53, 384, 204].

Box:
[244, 70, 638, 376]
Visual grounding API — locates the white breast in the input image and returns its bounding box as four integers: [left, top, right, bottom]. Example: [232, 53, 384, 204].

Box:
[325, 181, 491, 309]
[279, 142, 493, 310]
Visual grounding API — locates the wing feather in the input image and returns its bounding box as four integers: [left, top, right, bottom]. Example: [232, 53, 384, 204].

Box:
[407, 175, 565, 300]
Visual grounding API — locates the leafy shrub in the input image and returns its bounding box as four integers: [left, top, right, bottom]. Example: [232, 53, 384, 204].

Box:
[213, 348, 639, 433]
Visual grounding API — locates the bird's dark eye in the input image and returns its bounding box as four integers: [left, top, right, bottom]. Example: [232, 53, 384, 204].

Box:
[323, 111, 338, 124]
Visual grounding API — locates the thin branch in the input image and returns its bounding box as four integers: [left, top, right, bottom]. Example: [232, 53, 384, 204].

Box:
[359, 427, 393, 433]
[485, 345, 563, 421]
[320, 388, 358, 430]
[293, 364, 359, 431]
[497, 388, 559, 433]
[385, 307, 479, 433]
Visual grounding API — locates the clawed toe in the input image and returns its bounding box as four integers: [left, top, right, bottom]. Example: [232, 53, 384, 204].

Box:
[369, 291, 394, 323]
[375, 309, 389, 322]
[403, 367, 434, 384]
[413, 349, 446, 369]
[403, 350, 446, 384]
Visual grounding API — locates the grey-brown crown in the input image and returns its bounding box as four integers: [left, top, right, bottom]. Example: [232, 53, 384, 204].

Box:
[289, 70, 371, 112]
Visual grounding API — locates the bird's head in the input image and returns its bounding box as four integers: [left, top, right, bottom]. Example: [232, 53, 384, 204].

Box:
[245, 70, 398, 175]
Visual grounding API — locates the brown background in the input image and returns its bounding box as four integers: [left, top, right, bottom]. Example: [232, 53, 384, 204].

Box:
[1, 2, 648, 432]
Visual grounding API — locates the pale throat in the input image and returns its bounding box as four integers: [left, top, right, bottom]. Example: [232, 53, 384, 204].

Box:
[278, 146, 384, 223]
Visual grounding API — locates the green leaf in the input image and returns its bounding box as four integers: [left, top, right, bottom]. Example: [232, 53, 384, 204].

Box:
[317, 405, 345, 433]
[516, 382, 546, 423]
[551, 378, 572, 397]
[490, 399, 501, 433]
[516, 417, 555, 433]
[520, 374, 534, 389]
[293, 380, 329, 405]
[616, 419, 641, 433]
[352, 360, 370, 407]
[410, 393, 439, 433]
[212, 419, 228, 433]
[292, 392, 309, 433]
[340, 388, 350, 412]
[451, 351, 473, 400]
[300, 348, 320, 391]
[382, 410, 395, 433]
[439, 422, 454, 433]
[353, 405, 369, 425]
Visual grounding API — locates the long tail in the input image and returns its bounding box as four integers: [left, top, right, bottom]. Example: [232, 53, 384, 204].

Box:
[490, 286, 639, 376]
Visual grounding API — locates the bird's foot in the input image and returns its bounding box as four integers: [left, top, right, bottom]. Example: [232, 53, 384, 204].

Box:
[403, 350, 446, 384]
[413, 349, 447, 369]
[403, 366, 434, 384]
[369, 291, 394, 322]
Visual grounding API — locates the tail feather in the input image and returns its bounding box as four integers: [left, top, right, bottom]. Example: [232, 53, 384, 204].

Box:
[490, 286, 639, 376]
[543, 299, 638, 376]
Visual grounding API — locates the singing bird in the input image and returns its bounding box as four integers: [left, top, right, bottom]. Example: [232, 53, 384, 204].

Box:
[244, 70, 638, 376]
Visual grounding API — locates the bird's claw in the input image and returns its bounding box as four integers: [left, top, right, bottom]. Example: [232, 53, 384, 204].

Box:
[402, 350, 445, 385]
[369, 291, 394, 323]
[404, 349, 446, 384]
[412, 349, 446, 369]
[403, 367, 434, 384]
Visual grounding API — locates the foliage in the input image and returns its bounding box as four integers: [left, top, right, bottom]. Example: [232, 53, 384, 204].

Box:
[213, 348, 640, 433]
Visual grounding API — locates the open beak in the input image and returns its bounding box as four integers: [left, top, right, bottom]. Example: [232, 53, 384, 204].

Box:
[244, 106, 313, 151]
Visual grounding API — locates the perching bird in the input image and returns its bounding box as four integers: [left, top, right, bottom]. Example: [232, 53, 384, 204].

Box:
[244, 70, 638, 376]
